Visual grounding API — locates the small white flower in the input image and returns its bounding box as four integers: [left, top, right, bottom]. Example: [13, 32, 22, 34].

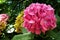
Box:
[7, 28, 14, 33]
[9, 25, 13, 27]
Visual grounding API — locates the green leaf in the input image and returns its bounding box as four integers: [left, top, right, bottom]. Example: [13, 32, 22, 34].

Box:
[0, 0, 6, 4]
[46, 31, 57, 40]
[12, 32, 32, 40]
[56, 15, 60, 23]
[21, 27, 28, 33]
[55, 31, 60, 40]
[57, 0, 60, 3]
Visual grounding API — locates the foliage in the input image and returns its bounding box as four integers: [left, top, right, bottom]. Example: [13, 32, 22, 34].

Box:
[12, 32, 32, 40]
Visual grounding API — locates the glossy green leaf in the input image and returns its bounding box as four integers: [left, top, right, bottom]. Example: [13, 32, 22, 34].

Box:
[12, 32, 32, 40]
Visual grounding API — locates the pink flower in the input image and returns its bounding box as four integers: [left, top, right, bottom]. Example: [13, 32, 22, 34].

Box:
[23, 3, 57, 35]
[0, 14, 9, 22]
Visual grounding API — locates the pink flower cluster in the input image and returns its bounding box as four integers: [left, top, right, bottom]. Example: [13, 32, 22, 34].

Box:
[0, 14, 9, 22]
[23, 3, 57, 35]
